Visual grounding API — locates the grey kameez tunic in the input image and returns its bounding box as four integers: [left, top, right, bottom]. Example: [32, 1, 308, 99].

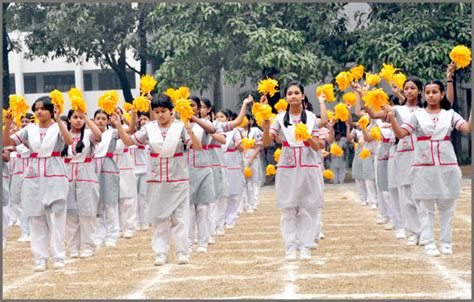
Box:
[114, 139, 137, 199]
[270, 111, 323, 209]
[131, 121, 192, 223]
[401, 109, 466, 200]
[223, 129, 245, 196]
[376, 125, 394, 192]
[9, 144, 30, 206]
[93, 129, 120, 205]
[207, 120, 230, 199]
[350, 129, 375, 180]
[11, 124, 68, 217]
[243, 127, 264, 185]
[187, 120, 216, 204]
[65, 130, 100, 217]
[394, 105, 418, 186]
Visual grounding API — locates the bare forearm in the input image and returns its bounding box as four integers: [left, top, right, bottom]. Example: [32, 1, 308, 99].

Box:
[115, 123, 134, 146]
[263, 126, 273, 147]
[307, 137, 321, 151]
[318, 103, 328, 127]
[229, 102, 250, 130]
[388, 115, 408, 139]
[189, 131, 203, 150]
[361, 127, 373, 142]
[191, 116, 216, 134]
[57, 120, 73, 145]
[3, 123, 14, 147]
[85, 117, 102, 142]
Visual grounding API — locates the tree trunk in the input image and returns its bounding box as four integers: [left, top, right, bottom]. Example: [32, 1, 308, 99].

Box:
[137, 3, 148, 76]
[212, 66, 223, 110]
[116, 50, 134, 103]
[3, 3, 10, 109]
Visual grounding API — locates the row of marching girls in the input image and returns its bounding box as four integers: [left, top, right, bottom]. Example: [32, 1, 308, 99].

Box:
[342, 58, 471, 257]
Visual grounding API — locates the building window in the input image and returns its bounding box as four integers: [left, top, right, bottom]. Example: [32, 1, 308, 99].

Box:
[84, 73, 93, 91]
[24, 74, 38, 94]
[98, 70, 136, 90]
[9, 74, 16, 94]
[43, 73, 75, 92]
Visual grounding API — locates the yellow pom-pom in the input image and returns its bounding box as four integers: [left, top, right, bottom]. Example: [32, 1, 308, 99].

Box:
[350, 65, 365, 81]
[255, 104, 273, 123]
[294, 123, 312, 141]
[359, 147, 372, 159]
[241, 138, 255, 150]
[449, 45, 471, 69]
[239, 116, 249, 128]
[68, 88, 87, 113]
[357, 115, 370, 129]
[257, 78, 279, 97]
[274, 99, 288, 112]
[133, 96, 149, 113]
[98, 90, 119, 115]
[140, 74, 157, 95]
[244, 166, 253, 178]
[362, 88, 389, 112]
[251, 102, 262, 117]
[391, 72, 407, 90]
[330, 143, 344, 157]
[316, 84, 336, 102]
[265, 164, 276, 176]
[124, 102, 133, 112]
[327, 109, 335, 121]
[2, 109, 6, 124]
[123, 112, 131, 122]
[334, 103, 350, 122]
[335, 71, 353, 91]
[164, 88, 179, 104]
[379, 63, 398, 83]
[9, 95, 29, 119]
[174, 98, 194, 124]
[365, 73, 381, 87]
[274, 147, 281, 163]
[370, 126, 382, 141]
[323, 169, 334, 180]
[49, 89, 65, 114]
[343, 92, 356, 106]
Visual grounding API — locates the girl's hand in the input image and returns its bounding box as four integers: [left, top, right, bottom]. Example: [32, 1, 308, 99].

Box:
[261, 119, 271, 129]
[4, 109, 13, 125]
[390, 83, 400, 95]
[317, 92, 327, 104]
[243, 95, 254, 106]
[146, 92, 153, 103]
[53, 105, 61, 121]
[350, 82, 362, 94]
[447, 62, 455, 81]
[259, 95, 268, 105]
[110, 112, 121, 126]
[382, 105, 394, 118]
[327, 119, 334, 128]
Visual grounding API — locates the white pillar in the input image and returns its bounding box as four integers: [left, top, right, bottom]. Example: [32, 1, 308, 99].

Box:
[14, 53, 24, 96]
[74, 62, 84, 91]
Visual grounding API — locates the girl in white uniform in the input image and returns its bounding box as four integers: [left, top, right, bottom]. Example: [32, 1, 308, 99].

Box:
[113, 94, 203, 266]
[9, 115, 33, 243]
[113, 107, 138, 240]
[242, 117, 264, 213]
[3, 147, 11, 250]
[62, 109, 102, 258]
[388, 80, 471, 256]
[362, 78, 424, 245]
[92, 110, 121, 248]
[3, 96, 73, 272]
[262, 81, 323, 261]
[130, 112, 151, 231]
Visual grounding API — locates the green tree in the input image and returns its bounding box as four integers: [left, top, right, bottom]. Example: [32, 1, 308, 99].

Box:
[149, 3, 348, 108]
[7, 3, 155, 102]
[347, 2, 471, 82]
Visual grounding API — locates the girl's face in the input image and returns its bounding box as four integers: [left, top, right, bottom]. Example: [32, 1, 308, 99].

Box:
[33, 101, 52, 122]
[69, 112, 85, 132]
[139, 115, 149, 126]
[403, 81, 420, 102]
[200, 103, 211, 118]
[424, 84, 444, 107]
[215, 112, 228, 122]
[190, 100, 199, 115]
[153, 107, 173, 126]
[94, 113, 109, 131]
[285, 85, 304, 106]
[21, 117, 31, 128]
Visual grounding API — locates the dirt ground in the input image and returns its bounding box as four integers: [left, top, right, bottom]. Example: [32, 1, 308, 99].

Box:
[2, 178, 471, 299]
